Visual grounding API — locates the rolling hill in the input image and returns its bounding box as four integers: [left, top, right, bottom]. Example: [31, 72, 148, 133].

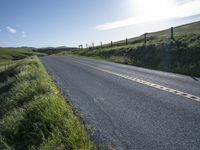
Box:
[70, 21, 200, 76]
[0, 47, 45, 66]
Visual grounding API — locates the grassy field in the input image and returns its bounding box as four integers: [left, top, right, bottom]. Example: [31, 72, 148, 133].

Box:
[69, 21, 200, 77]
[0, 56, 95, 150]
[0, 47, 45, 66]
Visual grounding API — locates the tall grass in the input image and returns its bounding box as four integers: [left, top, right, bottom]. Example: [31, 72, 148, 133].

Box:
[0, 56, 95, 150]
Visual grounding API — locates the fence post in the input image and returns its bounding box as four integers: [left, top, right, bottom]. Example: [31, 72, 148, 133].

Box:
[144, 33, 147, 44]
[92, 42, 94, 48]
[171, 27, 174, 39]
[86, 44, 88, 48]
[100, 42, 102, 48]
[111, 41, 113, 47]
[126, 38, 128, 45]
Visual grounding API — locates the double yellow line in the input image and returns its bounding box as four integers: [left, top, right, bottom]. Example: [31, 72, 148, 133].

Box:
[70, 57, 200, 102]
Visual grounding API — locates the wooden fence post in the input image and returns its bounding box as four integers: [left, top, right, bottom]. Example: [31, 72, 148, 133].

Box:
[144, 33, 147, 44]
[171, 27, 174, 39]
[111, 41, 113, 47]
[126, 38, 128, 45]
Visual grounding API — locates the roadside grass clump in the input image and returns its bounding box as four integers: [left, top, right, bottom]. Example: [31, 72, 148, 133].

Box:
[0, 56, 94, 150]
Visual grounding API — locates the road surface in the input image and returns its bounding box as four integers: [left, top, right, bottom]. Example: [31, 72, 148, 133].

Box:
[41, 55, 200, 150]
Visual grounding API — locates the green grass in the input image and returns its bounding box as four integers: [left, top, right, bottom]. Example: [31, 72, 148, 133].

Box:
[0, 48, 46, 66]
[69, 21, 200, 76]
[0, 56, 95, 150]
[112, 21, 200, 46]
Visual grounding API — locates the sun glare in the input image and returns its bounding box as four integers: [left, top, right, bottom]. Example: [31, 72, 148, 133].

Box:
[129, 0, 175, 18]
[96, 0, 200, 30]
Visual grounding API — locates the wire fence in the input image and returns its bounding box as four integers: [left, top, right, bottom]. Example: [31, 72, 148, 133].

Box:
[79, 27, 175, 49]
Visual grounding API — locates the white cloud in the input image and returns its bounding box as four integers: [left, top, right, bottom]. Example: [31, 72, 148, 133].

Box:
[22, 31, 26, 37]
[96, 0, 200, 30]
[7, 26, 16, 33]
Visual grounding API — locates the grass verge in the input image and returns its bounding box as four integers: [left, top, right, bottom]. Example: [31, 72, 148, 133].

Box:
[0, 56, 95, 150]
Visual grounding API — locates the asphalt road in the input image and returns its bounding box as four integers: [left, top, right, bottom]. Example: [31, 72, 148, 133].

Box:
[41, 55, 200, 150]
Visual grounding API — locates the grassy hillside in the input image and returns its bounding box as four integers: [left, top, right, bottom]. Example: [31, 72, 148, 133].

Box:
[70, 21, 200, 76]
[107, 21, 200, 46]
[0, 57, 94, 149]
[0, 48, 45, 66]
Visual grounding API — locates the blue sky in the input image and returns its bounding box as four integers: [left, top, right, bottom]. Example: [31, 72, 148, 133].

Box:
[0, 0, 200, 48]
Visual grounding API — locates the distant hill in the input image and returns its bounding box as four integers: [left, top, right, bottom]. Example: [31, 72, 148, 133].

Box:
[34, 46, 76, 55]
[0, 47, 45, 66]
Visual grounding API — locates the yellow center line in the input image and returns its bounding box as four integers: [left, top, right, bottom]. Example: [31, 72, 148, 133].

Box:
[70, 57, 200, 102]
